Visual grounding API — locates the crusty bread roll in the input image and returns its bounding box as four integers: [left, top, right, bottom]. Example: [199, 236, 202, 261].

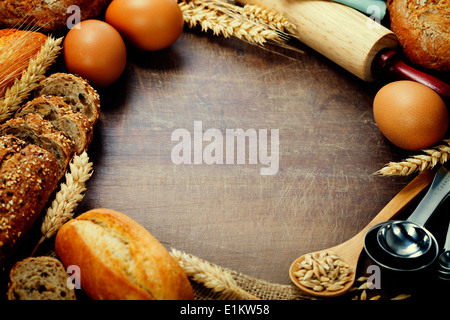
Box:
[0, 135, 59, 268]
[0, 0, 112, 33]
[55, 208, 194, 300]
[387, 0, 450, 71]
[0, 29, 47, 99]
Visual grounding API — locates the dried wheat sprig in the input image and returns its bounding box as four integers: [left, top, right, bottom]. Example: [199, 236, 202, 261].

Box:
[376, 140, 450, 176]
[178, 0, 293, 46]
[170, 248, 260, 300]
[0, 35, 62, 122]
[31, 151, 93, 255]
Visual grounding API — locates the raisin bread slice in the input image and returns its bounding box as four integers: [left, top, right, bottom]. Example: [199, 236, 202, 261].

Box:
[0, 135, 59, 268]
[7, 256, 76, 300]
[34, 73, 101, 125]
[0, 113, 76, 179]
[16, 95, 94, 154]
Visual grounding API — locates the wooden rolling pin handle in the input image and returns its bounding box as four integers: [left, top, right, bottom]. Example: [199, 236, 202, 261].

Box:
[372, 49, 450, 106]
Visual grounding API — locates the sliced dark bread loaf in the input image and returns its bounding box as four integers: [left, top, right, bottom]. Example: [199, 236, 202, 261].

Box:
[0, 114, 76, 179]
[16, 95, 94, 154]
[34, 73, 101, 125]
[7, 256, 76, 300]
[0, 135, 59, 268]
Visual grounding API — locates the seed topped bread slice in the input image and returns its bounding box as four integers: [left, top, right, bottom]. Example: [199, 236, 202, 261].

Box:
[34, 73, 101, 125]
[7, 256, 76, 300]
[0, 113, 75, 179]
[16, 95, 94, 154]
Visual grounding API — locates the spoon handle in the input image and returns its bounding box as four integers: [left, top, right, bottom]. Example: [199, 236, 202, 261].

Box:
[407, 167, 450, 226]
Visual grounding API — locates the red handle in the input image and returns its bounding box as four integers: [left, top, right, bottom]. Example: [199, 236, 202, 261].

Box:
[372, 49, 450, 106]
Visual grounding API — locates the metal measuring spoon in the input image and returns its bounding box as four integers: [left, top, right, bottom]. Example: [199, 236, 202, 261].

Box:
[377, 166, 450, 260]
[438, 221, 450, 281]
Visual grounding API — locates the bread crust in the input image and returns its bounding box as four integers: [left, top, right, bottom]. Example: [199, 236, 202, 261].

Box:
[55, 208, 194, 300]
[0, 0, 112, 33]
[0, 29, 47, 98]
[0, 135, 59, 268]
[34, 73, 101, 126]
[17, 95, 94, 154]
[387, 0, 450, 71]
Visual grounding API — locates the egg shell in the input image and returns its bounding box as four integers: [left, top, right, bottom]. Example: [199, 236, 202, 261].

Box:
[373, 81, 448, 151]
[63, 19, 127, 88]
[105, 0, 185, 52]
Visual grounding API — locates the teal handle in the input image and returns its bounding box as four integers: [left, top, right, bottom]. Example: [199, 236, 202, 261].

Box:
[332, 0, 387, 20]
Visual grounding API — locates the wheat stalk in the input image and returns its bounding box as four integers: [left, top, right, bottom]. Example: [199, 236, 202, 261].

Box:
[0, 35, 62, 123]
[31, 151, 93, 255]
[178, 0, 295, 46]
[170, 248, 260, 300]
[376, 140, 450, 176]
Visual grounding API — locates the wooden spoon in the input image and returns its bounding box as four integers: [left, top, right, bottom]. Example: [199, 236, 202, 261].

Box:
[289, 168, 436, 298]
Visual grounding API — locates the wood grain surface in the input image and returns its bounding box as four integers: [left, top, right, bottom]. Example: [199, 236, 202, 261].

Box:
[73, 28, 423, 287]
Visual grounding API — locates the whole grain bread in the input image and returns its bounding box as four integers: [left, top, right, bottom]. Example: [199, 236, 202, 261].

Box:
[34, 73, 101, 125]
[7, 256, 76, 300]
[55, 208, 195, 300]
[0, 135, 59, 268]
[16, 95, 93, 154]
[387, 0, 450, 71]
[0, 0, 112, 33]
[0, 113, 76, 179]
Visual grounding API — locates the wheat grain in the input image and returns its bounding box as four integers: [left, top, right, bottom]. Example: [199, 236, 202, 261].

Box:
[178, 0, 293, 46]
[0, 35, 62, 122]
[31, 151, 93, 255]
[376, 140, 450, 176]
[170, 247, 259, 300]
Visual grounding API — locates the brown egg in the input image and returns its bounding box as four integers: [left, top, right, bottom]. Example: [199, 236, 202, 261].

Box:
[373, 81, 448, 151]
[105, 0, 184, 51]
[63, 19, 127, 87]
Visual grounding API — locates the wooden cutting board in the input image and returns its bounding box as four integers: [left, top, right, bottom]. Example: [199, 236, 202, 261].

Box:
[73, 30, 413, 286]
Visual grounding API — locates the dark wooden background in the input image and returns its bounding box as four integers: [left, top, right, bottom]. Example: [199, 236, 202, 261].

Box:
[19, 25, 450, 300]
[81, 28, 418, 283]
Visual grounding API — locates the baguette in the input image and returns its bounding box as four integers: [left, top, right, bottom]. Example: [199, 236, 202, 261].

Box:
[0, 113, 76, 179]
[34, 73, 101, 126]
[55, 208, 195, 300]
[16, 95, 94, 154]
[0, 135, 59, 268]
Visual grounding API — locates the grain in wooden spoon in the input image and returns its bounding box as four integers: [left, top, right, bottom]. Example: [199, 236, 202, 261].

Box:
[289, 168, 436, 297]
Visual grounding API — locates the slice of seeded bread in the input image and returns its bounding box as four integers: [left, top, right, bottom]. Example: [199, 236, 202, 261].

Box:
[0, 113, 76, 179]
[7, 256, 76, 300]
[16, 95, 94, 154]
[34, 73, 101, 125]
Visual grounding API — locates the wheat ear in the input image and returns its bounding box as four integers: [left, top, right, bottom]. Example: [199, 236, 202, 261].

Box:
[376, 140, 450, 176]
[0, 36, 62, 122]
[170, 248, 259, 300]
[178, 0, 294, 46]
[32, 151, 93, 255]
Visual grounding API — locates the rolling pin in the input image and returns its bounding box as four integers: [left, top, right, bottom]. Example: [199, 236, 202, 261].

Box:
[237, 0, 450, 104]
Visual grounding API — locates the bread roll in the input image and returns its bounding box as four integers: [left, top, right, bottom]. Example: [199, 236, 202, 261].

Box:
[387, 0, 450, 71]
[0, 135, 59, 268]
[0, 0, 112, 33]
[55, 208, 194, 300]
